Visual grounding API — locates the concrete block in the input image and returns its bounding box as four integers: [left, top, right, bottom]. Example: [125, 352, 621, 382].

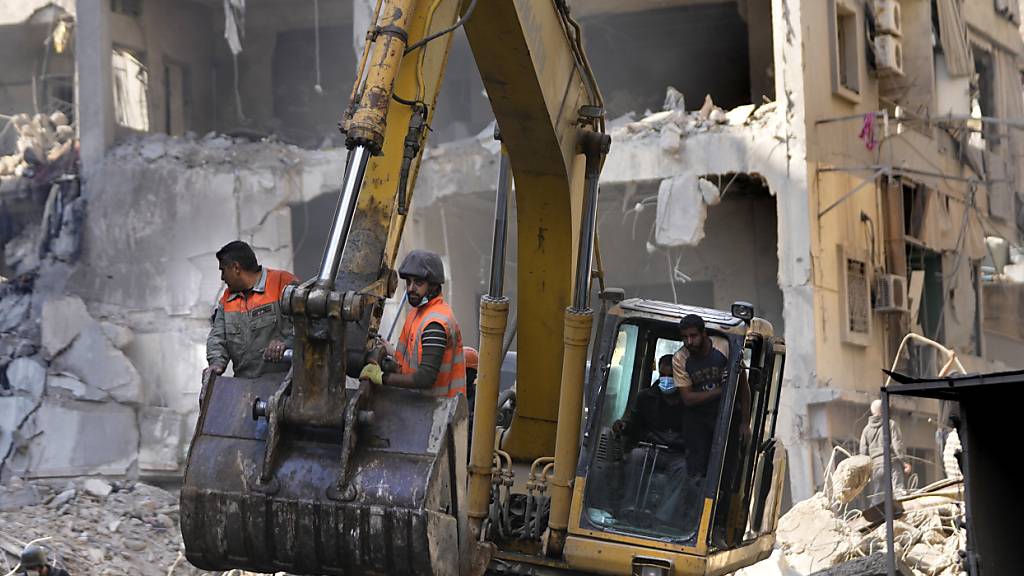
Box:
[0, 483, 42, 511]
[41, 295, 93, 356]
[51, 323, 142, 404]
[5, 357, 46, 400]
[18, 398, 139, 477]
[138, 407, 183, 472]
[82, 477, 113, 498]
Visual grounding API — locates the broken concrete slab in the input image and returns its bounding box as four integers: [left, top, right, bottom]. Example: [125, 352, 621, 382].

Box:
[40, 294, 93, 357]
[82, 477, 112, 498]
[46, 371, 110, 402]
[123, 330, 207, 412]
[0, 482, 42, 511]
[15, 398, 139, 477]
[51, 323, 142, 404]
[138, 407, 183, 472]
[0, 396, 41, 474]
[5, 357, 45, 400]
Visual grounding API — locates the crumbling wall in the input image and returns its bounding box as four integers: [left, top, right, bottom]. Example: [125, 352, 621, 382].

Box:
[1, 132, 348, 480]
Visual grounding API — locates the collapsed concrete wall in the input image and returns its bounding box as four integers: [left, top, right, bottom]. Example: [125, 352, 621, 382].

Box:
[1, 132, 348, 480]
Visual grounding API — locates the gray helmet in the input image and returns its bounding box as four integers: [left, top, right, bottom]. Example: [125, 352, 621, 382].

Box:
[398, 250, 445, 285]
[20, 544, 47, 569]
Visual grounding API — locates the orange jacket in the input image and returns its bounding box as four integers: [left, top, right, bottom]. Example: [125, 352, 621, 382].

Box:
[394, 296, 467, 398]
[206, 267, 297, 378]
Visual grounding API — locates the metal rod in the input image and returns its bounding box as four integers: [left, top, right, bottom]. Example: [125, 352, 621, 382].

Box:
[317, 145, 371, 286]
[881, 389, 896, 576]
[488, 145, 512, 298]
[573, 160, 601, 310]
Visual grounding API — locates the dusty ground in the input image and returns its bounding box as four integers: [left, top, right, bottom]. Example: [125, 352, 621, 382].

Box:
[0, 477, 223, 576]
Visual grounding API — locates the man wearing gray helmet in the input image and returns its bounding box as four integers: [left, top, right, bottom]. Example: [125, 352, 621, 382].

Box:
[18, 544, 70, 576]
[360, 249, 467, 398]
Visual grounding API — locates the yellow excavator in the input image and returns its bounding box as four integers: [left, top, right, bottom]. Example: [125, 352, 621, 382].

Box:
[180, 1, 788, 574]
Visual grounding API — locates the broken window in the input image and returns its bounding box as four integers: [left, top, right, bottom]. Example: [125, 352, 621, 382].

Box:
[164, 60, 189, 136]
[829, 0, 862, 101]
[970, 47, 998, 150]
[112, 47, 150, 132]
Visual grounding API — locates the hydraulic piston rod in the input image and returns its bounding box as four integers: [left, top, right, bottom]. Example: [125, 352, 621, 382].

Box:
[316, 145, 372, 287]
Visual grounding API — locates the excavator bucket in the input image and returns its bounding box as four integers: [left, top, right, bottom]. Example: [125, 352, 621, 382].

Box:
[180, 373, 468, 575]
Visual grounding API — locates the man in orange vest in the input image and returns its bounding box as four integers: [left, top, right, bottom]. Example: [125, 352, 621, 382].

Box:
[360, 250, 467, 398]
[204, 241, 297, 380]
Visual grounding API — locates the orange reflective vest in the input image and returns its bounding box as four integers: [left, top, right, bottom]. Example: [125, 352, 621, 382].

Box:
[393, 295, 467, 398]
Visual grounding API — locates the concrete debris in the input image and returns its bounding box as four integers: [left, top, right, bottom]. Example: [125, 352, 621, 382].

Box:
[5, 357, 46, 400]
[138, 407, 184, 473]
[746, 449, 967, 576]
[663, 86, 686, 111]
[0, 479, 43, 511]
[99, 321, 134, 350]
[46, 371, 110, 402]
[82, 478, 112, 499]
[107, 131, 307, 170]
[0, 291, 31, 332]
[655, 174, 720, 246]
[51, 323, 142, 404]
[41, 295, 93, 357]
[0, 112, 75, 179]
[0, 477, 210, 575]
[829, 454, 872, 506]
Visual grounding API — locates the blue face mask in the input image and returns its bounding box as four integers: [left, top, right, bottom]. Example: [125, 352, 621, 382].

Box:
[657, 376, 675, 394]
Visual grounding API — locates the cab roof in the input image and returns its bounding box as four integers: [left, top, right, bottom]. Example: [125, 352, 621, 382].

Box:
[616, 298, 746, 333]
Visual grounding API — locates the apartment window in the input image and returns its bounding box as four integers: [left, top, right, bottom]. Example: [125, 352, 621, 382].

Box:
[112, 47, 150, 131]
[839, 245, 872, 346]
[829, 0, 863, 101]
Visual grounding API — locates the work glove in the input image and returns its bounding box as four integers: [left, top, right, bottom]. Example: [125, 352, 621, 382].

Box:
[360, 363, 384, 386]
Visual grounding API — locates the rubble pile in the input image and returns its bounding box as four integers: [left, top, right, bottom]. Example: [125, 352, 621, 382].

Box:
[106, 131, 309, 170]
[738, 450, 967, 576]
[0, 112, 76, 179]
[0, 476, 202, 575]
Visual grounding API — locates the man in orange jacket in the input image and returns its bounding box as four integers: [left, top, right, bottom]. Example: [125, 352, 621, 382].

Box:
[205, 241, 297, 380]
[361, 250, 467, 398]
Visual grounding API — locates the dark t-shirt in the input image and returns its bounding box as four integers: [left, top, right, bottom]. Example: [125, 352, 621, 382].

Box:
[680, 346, 729, 419]
[623, 387, 686, 452]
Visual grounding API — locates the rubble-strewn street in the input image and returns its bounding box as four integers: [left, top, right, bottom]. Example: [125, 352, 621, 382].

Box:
[738, 452, 967, 576]
[0, 477, 201, 575]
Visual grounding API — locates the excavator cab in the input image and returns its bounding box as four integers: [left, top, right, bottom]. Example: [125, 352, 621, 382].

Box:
[565, 299, 788, 575]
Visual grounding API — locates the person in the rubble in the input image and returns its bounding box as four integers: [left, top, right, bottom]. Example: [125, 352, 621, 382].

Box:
[859, 398, 912, 505]
[18, 543, 70, 576]
[359, 250, 467, 398]
[610, 354, 689, 522]
[672, 314, 750, 476]
[203, 240, 298, 383]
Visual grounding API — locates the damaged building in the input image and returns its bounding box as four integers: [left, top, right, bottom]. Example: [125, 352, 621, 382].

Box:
[1, 0, 1023, 518]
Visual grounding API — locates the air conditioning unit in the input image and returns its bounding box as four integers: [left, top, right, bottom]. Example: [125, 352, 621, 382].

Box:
[874, 34, 904, 77]
[874, 0, 902, 37]
[874, 274, 909, 313]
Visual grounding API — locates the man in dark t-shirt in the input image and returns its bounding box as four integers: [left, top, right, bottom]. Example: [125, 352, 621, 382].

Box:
[672, 314, 731, 475]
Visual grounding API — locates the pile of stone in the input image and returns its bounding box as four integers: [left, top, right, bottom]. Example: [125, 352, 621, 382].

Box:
[0, 112, 75, 179]
[737, 450, 967, 576]
[0, 476, 201, 575]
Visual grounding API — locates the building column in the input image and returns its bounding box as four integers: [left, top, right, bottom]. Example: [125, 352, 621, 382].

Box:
[75, 0, 114, 180]
[772, 0, 819, 504]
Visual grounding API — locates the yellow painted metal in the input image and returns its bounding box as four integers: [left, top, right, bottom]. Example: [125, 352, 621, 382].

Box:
[468, 296, 510, 531]
[335, 0, 462, 300]
[463, 0, 595, 461]
[563, 536, 708, 576]
[344, 0, 415, 152]
[546, 308, 593, 554]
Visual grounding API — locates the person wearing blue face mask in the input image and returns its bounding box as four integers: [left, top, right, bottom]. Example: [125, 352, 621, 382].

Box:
[610, 355, 689, 523]
[612, 355, 686, 450]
